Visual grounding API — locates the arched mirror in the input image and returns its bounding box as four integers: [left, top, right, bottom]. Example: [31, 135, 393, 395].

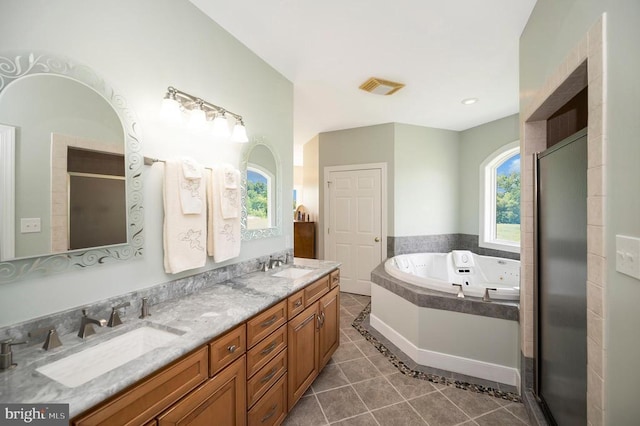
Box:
[0, 52, 143, 283]
[241, 138, 281, 240]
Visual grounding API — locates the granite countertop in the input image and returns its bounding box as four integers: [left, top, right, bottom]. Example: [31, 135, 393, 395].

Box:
[0, 258, 339, 417]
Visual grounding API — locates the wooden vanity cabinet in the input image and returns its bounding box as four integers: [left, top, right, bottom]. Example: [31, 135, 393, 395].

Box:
[157, 356, 246, 426]
[72, 347, 209, 426]
[72, 269, 340, 426]
[287, 279, 340, 409]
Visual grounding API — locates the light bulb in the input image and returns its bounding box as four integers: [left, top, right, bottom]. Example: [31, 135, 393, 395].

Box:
[231, 120, 248, 143]
[160, 96, 181, 124]
[212, 113, 231, 140]
[188, 106, 208, 133]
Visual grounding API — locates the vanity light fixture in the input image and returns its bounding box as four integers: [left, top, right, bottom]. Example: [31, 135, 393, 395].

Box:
[160, 86, 249, 142]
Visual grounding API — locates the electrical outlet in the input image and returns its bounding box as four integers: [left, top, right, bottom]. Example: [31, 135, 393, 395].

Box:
[21, 218, 41, 233]
[616, 235, 640, 280]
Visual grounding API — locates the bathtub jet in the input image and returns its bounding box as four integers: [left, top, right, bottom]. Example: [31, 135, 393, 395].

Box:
[384, 250, 520, 301]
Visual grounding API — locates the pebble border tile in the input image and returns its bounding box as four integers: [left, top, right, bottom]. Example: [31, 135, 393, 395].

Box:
[351, 302, 523, 404]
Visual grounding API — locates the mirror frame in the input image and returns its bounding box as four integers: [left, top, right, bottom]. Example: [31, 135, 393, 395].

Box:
[0, 52, 143, 283]
[241, 137, 281, 240]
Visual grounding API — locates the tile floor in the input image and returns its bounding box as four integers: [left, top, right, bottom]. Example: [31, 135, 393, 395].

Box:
[283, 292, 531, 426]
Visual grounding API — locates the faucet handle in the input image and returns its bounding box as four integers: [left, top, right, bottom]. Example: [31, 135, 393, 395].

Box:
[139, 297, 151, 319]
[483, 288, 497, 302]
[108, 302, 131, 327]
[29, 327, 62, 351]
[452, 283, 465, 299]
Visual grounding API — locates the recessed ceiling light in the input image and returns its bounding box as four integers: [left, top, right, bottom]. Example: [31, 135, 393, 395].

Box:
[461, 98, 479, 105]
[359, 77, 405, 96]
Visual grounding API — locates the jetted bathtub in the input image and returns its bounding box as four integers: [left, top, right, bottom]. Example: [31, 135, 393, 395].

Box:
[384, 251, 520, 301]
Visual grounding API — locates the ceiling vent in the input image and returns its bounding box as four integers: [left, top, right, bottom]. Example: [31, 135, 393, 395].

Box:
[359, 77, 405, 96]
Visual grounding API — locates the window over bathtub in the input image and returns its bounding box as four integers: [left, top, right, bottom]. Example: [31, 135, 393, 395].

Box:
[479, 141, 520, 253]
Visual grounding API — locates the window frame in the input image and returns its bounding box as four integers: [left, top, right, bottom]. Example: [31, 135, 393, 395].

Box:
[478, 141, 521, 254]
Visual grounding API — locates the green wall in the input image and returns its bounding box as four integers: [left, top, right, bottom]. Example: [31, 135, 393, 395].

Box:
[458, 114, 520, 235]
[0, 0, 293, 326]
[394, 123, 460, 236]
[521, 0, 640, 422]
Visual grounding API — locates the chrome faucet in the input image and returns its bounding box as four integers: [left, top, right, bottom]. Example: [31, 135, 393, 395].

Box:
[0, 339, 26, 371]
[77, 309, 107, 338]
[29, 326, 62, 351]
[108, 302, 131, 327]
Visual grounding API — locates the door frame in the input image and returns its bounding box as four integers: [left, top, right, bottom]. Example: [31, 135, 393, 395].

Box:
[322, 162, 388, 262]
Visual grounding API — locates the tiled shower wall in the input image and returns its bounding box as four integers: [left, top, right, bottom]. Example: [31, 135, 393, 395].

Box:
[387, 234, 520, 260]
[520, 15, 607, 426]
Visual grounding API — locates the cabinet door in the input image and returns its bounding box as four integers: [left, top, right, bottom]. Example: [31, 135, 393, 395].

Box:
[157, 356, 246, 426]
[287, 303, 319, 409]
[318, 287, 340, 369]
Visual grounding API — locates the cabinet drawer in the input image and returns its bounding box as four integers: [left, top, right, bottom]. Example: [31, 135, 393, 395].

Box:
[247, 324, 287, 378]
[248, 374, 287, 426]
[247, 349, 287, 408]
[287, 289, 305, 320]
[72, 347, 208, 426]
[330, 269, 340, 289]
[247, 301, 287, 348]
[209, 324, 246, 376]
[304, 275, 330, 307]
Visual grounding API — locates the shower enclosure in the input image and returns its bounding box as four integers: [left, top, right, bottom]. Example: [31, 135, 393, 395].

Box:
[535, 128, 588, 425]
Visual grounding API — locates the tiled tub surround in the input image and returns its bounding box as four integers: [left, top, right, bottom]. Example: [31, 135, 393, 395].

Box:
[0, 256, 339, 418]
[371, 264, 520, 388]
[388, 234, 520, 260]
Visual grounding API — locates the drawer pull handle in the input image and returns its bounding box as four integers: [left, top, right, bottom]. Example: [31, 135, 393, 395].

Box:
[317, 315, 322, 330]
[260, 366, 278, 384]
[294, 299, 302, 307]
[333, 276, 339, 282]
[260, 314, 278, 328]
[261, 404, 278, 423]
[260, 341, 278, 355]
[227, 345, 237, 353]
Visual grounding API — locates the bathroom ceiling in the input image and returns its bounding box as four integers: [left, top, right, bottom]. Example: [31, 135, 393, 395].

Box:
[190, 0, 537, 164]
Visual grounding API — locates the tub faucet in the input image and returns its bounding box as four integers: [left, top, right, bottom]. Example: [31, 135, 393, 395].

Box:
[77, 309, 107, 339]
[452, 283, 465, 298]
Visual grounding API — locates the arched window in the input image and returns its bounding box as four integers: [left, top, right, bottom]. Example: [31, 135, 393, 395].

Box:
[479, 141, 520, 253]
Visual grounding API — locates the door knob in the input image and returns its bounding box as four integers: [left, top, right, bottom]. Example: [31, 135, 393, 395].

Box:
[374, 237, 380, 242]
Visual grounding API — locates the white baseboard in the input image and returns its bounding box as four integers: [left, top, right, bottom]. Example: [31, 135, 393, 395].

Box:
[370, 313, 520, 389]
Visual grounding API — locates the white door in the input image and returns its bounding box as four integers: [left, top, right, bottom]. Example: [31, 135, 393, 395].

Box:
[325, 167, 384, 295]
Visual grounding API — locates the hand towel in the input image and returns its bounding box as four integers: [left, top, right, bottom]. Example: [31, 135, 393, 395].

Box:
[163, 159, 207, 274]
[220, 164, 240, 219]
[207, 165, 241, 262]
[179, 157, 204, 214]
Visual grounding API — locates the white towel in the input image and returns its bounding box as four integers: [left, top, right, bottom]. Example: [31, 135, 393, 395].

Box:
[220, 164, 240, 219]
[163, 159, 207, 274]
[207, 166, 241, 262]
[179, 157, 204, 214]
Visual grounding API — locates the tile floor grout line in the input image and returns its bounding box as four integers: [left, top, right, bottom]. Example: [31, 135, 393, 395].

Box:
[311, 391, 331, 426]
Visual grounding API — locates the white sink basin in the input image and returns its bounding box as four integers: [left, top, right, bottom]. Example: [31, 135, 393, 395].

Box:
[36, 326, 180, 388]
[272, 268, 314, 279]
